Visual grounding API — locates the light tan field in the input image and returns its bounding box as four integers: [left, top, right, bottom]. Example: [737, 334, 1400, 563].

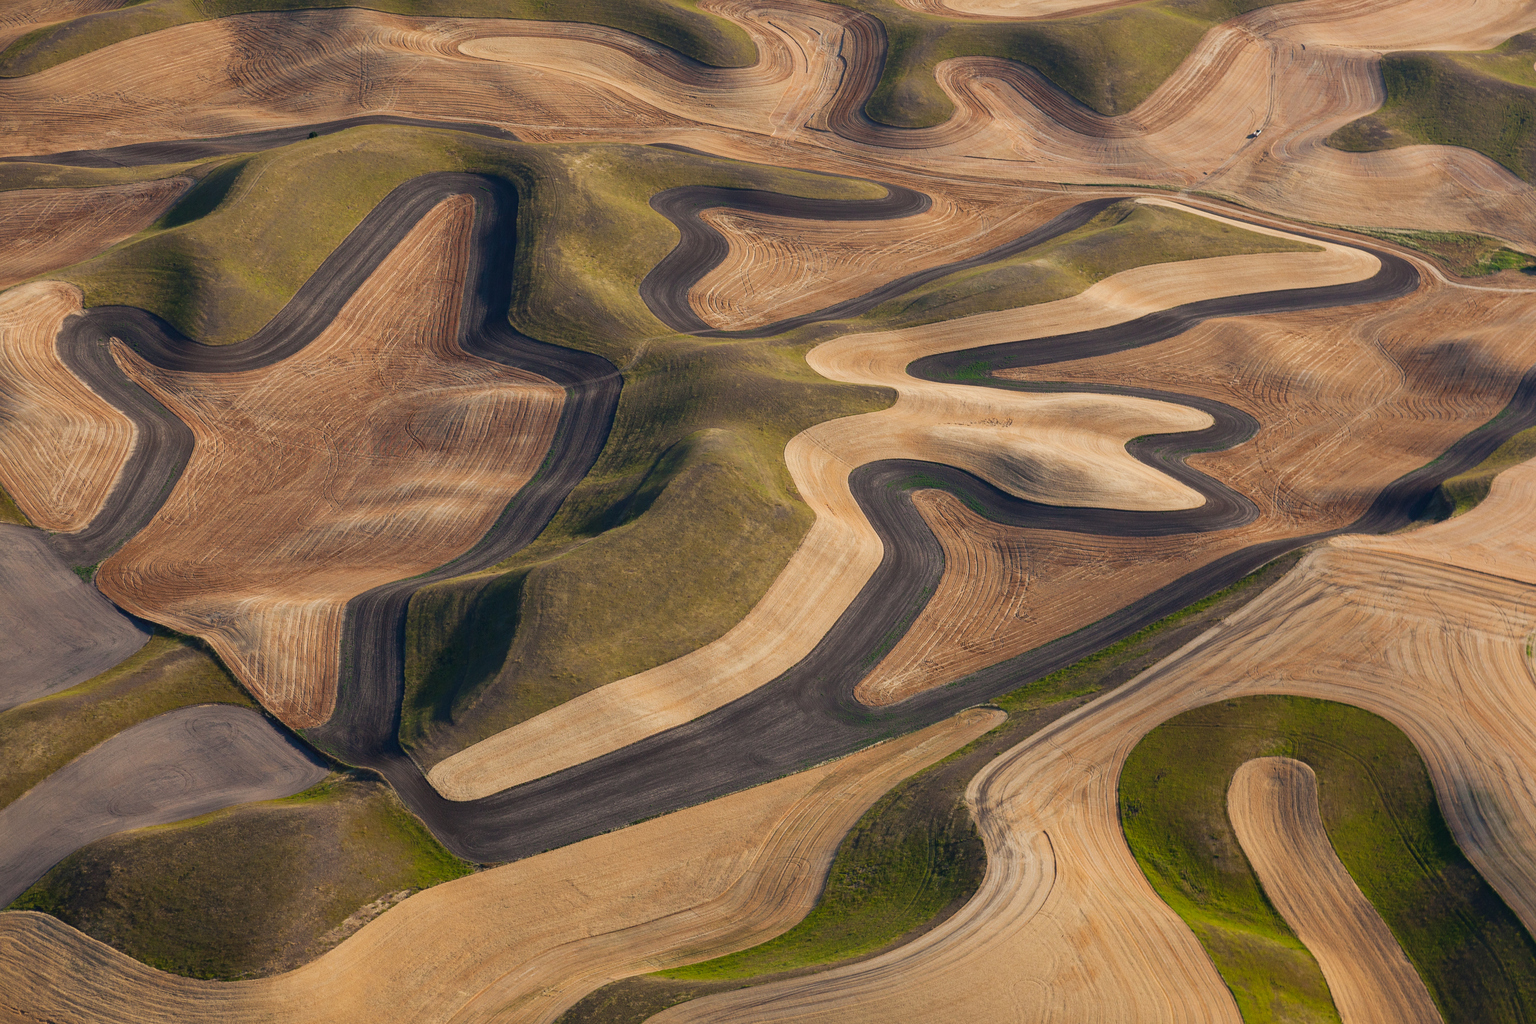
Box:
[860, 245, 1536, 703]
[0, 281, 136, 533]
[429, 207, 1375, 798]
[1, 0, 1531, 269]
[1228, 757, 1442, 1024]
[0, 178, 189, 291]
[94, 196, 564, 728]
[652, 459, 1536, 1024]
[0, 707, 998, 1024]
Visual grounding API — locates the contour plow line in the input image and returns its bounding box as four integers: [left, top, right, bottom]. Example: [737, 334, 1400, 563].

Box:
[428, 200, 1379, 798]
[1228, 757, 1443, 1024]
[0, 708, 997, 1024]
[649, 454, 1536, 1023]
[2, 0, 1534, 249]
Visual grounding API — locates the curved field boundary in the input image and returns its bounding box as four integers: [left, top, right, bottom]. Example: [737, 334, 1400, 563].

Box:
[0, 704, 326, 908]
[53, 171, 1536, 866]
[1123, 696, 1536, 1021]
[1229, 757, 1442, 1023]
[0, 115, 518, 169]
[0, 523, 147, 713]
[643, 189, 1117, 336]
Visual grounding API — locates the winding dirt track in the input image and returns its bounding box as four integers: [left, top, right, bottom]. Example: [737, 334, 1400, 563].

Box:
[0, 524, 147, 713]
[1228, 757, 1443, 1024]
[652, 459, 1536, 1024]
[0, 709, 995, 1024]
[0, 704, 326, 908]
[96, 194, 564, 727]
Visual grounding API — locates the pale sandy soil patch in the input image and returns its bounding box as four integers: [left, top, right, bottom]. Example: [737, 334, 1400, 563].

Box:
[0, 281, 136, 532]
[429, 215, 1371, 798]
[94, 196, 563, 728]
[1228, 757, 1442, 1024]
[0, 178, 189, 291]
[0, 708, 998, 1024]
[861, 264, 1536, 703]
[653, 459, 1536, 1023]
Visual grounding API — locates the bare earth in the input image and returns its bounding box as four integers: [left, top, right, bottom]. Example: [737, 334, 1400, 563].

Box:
[93, 196, 564, 728]
[650, 459, 1536, 1023]
[0, 524, 147, 714]
[0, 708, 997, 1023]
[0, 178, 190, 292]
[0, 704, 326, 908]
[430, 211, 1377, 799]
[0, 281, 138, 533]
[1228, 757, 1442, 1024]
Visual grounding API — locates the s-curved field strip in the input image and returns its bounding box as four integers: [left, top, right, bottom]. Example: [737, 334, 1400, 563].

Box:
[7, 0, 1536, 1018]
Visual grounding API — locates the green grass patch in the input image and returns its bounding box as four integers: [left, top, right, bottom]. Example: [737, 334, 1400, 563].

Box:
[1434, 424, 1536, 515]
[0, 0, 755, 79]
[8, 773, 474, 979]
[859, 199, 1316, 329]
[0, 630, 255, 811]
[0, 482, 32, 526]
[1340, 226, 1536, 277]
[558, 553, 1307, 1023]
[1329, 43, 1536, 181]
[1121, 694, 1536, 1023]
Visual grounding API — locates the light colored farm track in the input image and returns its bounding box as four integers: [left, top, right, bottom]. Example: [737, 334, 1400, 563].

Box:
[94, 196, 564, 728]
[0, 524, 147, 713]
[651, 458, 1536, 1023]
[860, 252, 1536, 703]
[428, 205, 1374, 799]
[0, 178, 189, 291]
[0, 707, 997, 1024]
[0, 281, 137, 532]
[1228, 756, 1442, 1024]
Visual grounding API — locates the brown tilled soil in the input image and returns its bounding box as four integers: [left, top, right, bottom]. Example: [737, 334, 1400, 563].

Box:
[0, 178, 189, 290]
[0, 709, 995, 1023]
[1228, 757, 1442, 1024]
[95, 196, 564, 728]
[860, 274, 1536, 703]
[0, 281, 137, 532]
[654, 461, 1536, 1023]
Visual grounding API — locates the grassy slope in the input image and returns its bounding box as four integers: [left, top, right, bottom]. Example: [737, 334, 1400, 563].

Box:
[1121, 695, 1536, 1024]
[1329, 33, 1536, 182]
[0, 483, 32, 525]
[861, 199, 1316, 330]
[403, 195, 1309, 767]
[0, 631, 255, 811]
[1436, 423, 1536, 514]
[3, 0, 1298, 127]
[1339, 226, 1536, 277]
[557, 553, 1305, 1024]
[7, 774, 474, 979]
[0, 0, 755, 79]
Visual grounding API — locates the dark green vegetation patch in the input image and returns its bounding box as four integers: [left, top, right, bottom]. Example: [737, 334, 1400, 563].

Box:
[1121, 694, 1536, 1023]
[558, 553, 1304, 1023]
[8, 774, 474, 979]
[1329, 34, 1536, 182]
[1435, 424, 1536, 515]
[1341, 226, 1536, 277]
[0, 482, 32, 526]
[0, 631, 254, 811]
